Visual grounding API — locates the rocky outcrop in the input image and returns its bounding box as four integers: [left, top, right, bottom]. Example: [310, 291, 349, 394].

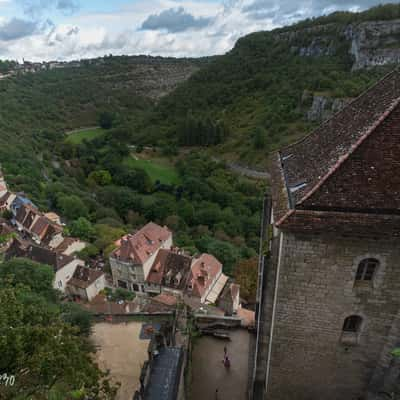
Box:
[349, 19, 400, 70]
[276, 19, 400, 70]
[109, 61, 200, 100]
[304, 92, 352, 122]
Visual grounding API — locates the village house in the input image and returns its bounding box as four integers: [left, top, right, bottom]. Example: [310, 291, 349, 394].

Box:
[13, 203, 64, 248]
[55, 237, 86, 255]
[109, 222, 172, 293]
[0, 192, 16, 212]
[6, 238, 84, 293]
[44, 212, 62, 225]
[187, 253, 228, 304]
[254, 69, 400, 400]
[67, 265, 106, 302]
[145, 248, 192, 295]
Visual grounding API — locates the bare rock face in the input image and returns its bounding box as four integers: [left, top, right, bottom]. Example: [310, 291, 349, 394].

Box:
[109, 61, 200, 100]
[276, 19, 400, 70]
[306, 93, 352, 122]
[349, 19, 400, 70]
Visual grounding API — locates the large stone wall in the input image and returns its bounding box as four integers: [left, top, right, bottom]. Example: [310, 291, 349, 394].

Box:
[265, 232, 400, 400]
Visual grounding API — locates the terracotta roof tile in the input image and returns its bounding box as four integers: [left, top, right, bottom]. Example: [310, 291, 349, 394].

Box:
[188, 253, 222, 298]
[5, 239, 75, 272]
[270, 69, 400, 231]
[146, 249, 192, 290]
[31, 216, 50, 237]
[279, 69, 400, 209]
[68, 266, 104, 289]
[152, 293, 178, 307]
[112, 222, 171, 264]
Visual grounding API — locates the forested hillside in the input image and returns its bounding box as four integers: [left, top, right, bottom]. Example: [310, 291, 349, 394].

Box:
[2, 3, 400, 291]
[0, 55, 200, 183]
[140, 3, 400, 167]
[0, 55, 263, 281]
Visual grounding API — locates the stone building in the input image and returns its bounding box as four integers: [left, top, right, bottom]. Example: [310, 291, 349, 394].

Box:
[109, 222, 172, 293]
[254, 70, 400, 400]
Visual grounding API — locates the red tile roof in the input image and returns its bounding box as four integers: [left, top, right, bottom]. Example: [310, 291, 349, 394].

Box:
[188, 254, 222, 298]
[112, 222, 171, 264]
[0, 192, 11, 208]
[270, 68, 400, 233]
[5, 238, 75, 272]
[152, 293, 178, 307]
[146, 249, 192, 290]
[56, 237, 79, 253]
[68, 266, 104, 289]
[31, 216, 50, 238]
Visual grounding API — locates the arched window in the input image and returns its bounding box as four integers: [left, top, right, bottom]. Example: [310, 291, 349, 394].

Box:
[356, 258, 379, 281]
[342, 315, 363, 333]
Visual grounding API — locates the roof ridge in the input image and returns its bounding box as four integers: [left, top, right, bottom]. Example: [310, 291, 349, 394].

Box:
[281, 68, 400, 153]
[297, 97, 400, 206]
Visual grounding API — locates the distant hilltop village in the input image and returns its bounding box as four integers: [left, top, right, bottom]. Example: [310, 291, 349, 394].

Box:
[0, 58, 101, 79]
[0, 54, 203, 80]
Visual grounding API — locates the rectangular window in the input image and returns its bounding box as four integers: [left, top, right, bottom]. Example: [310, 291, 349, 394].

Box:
[58, 280, 63, 288]
[118, 280, 128, 289]
[132, 284, 140, 292]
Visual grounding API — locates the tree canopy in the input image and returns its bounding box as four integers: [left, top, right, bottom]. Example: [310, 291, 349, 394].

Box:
[0, 258, 118, 400]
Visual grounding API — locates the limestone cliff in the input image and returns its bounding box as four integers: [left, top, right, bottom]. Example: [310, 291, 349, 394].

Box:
[275, 19, 400, 71]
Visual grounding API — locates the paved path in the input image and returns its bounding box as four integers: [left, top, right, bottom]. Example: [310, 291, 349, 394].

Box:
[211, 157, 270, 180]
[191, 329, 251, 400]
[65, 126, 100, 135]
[226, 162, 270, 180]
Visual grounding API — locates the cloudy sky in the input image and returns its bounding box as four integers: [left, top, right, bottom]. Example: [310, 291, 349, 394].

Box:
[0, 0, 391, 61]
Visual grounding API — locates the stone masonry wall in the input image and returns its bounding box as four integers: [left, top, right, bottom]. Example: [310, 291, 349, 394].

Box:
[265, 232, 400, 400]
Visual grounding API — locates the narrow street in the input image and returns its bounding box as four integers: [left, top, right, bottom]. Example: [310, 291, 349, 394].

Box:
[191, 329, 251, 400]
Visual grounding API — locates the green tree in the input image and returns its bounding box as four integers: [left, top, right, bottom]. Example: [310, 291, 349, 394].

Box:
[61, 302, 93, 336]
[58, 195, 89, 220]
[0, 259, 56, 300]
[87, 170, 112, 187]
[70, 217, 95, 241]
[253, 127, 267, 149]
[98, 111, 115, 130]
[0, 260, 118, 400]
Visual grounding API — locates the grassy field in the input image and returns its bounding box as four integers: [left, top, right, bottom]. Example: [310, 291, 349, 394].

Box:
[65, 128, 105, 144]
[124, 156, 181, 185]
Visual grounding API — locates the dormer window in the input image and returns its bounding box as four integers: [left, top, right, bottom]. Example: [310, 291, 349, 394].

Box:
[289, 182, 307, 193]
[355, 258, 379, 282]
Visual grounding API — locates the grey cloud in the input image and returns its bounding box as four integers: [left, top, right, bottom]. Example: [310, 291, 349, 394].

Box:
[56, 0, 79, 14]
[45, 24, 79, 46]
[0, 18, 38, 41]
[141, 7, 212, 33]
[17, 0, 79, 17]
[243, 0, 385, 23]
